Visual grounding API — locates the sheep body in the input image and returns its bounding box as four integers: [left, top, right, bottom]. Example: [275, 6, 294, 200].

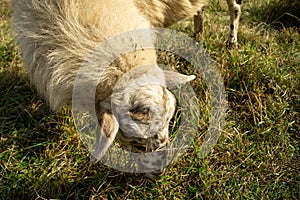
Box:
[134, 0, 207, 27]
[12, 0, 241, 110]
[11, 0, 158, 110]
[135, 0, 242, 48]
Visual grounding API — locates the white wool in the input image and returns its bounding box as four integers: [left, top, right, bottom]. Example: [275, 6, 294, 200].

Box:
[11, 0, 155, 110]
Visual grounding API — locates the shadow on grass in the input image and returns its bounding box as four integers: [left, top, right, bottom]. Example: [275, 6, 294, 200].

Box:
[0, 63, 157, 199]
[250, 0, 300, 29]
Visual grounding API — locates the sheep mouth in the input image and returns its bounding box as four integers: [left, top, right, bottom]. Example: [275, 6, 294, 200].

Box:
[116, 131, 168, 153]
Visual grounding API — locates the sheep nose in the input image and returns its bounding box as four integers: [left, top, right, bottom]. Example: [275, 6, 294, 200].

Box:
[160, 137, 168, 145]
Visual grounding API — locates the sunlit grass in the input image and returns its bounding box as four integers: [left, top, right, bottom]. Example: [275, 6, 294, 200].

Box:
[1, 0, 299, 199]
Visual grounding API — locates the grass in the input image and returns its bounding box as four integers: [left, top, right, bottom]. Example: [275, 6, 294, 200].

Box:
[1, 0, 299, 199]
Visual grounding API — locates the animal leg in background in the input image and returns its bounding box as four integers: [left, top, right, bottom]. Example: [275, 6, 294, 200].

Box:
[227, 0, 242, 48]
[193, 6, 206, 41]
[193, 0, 242, 48]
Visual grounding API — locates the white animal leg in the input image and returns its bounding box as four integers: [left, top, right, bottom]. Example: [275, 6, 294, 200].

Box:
[226, 0, 242, 48]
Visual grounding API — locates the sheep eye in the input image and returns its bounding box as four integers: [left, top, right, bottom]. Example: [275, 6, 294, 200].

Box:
[129, 107, 150, 122]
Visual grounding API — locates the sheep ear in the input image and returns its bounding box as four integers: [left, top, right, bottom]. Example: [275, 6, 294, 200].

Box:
[90, 110, 119, 163]
[163, 70, 196, 88]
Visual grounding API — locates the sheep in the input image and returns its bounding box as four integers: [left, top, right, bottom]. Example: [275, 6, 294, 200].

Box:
[136, 0, 242, 48]
[11, 0, 242, 175]
[11, 0, 196, 174]
[193, 0, 242, 48]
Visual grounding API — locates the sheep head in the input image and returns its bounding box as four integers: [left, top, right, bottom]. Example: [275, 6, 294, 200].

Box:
[91, 65, 195, 173]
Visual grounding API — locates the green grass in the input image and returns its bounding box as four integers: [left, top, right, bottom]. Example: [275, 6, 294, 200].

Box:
[1, 0, 299, 199]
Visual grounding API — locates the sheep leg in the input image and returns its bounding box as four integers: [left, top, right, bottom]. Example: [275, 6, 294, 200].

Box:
[193, 6, 206, 41]
[226, 0, 242, 49]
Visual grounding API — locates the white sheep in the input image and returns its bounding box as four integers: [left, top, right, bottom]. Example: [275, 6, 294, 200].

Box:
[136, 0, 242, 48]
[11, 0, 196, 173]
[11, 0, 241, 175]
[193, 0, 242, 48]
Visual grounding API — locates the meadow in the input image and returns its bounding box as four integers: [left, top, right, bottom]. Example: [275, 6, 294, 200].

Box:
[0, 0, 299, 199]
